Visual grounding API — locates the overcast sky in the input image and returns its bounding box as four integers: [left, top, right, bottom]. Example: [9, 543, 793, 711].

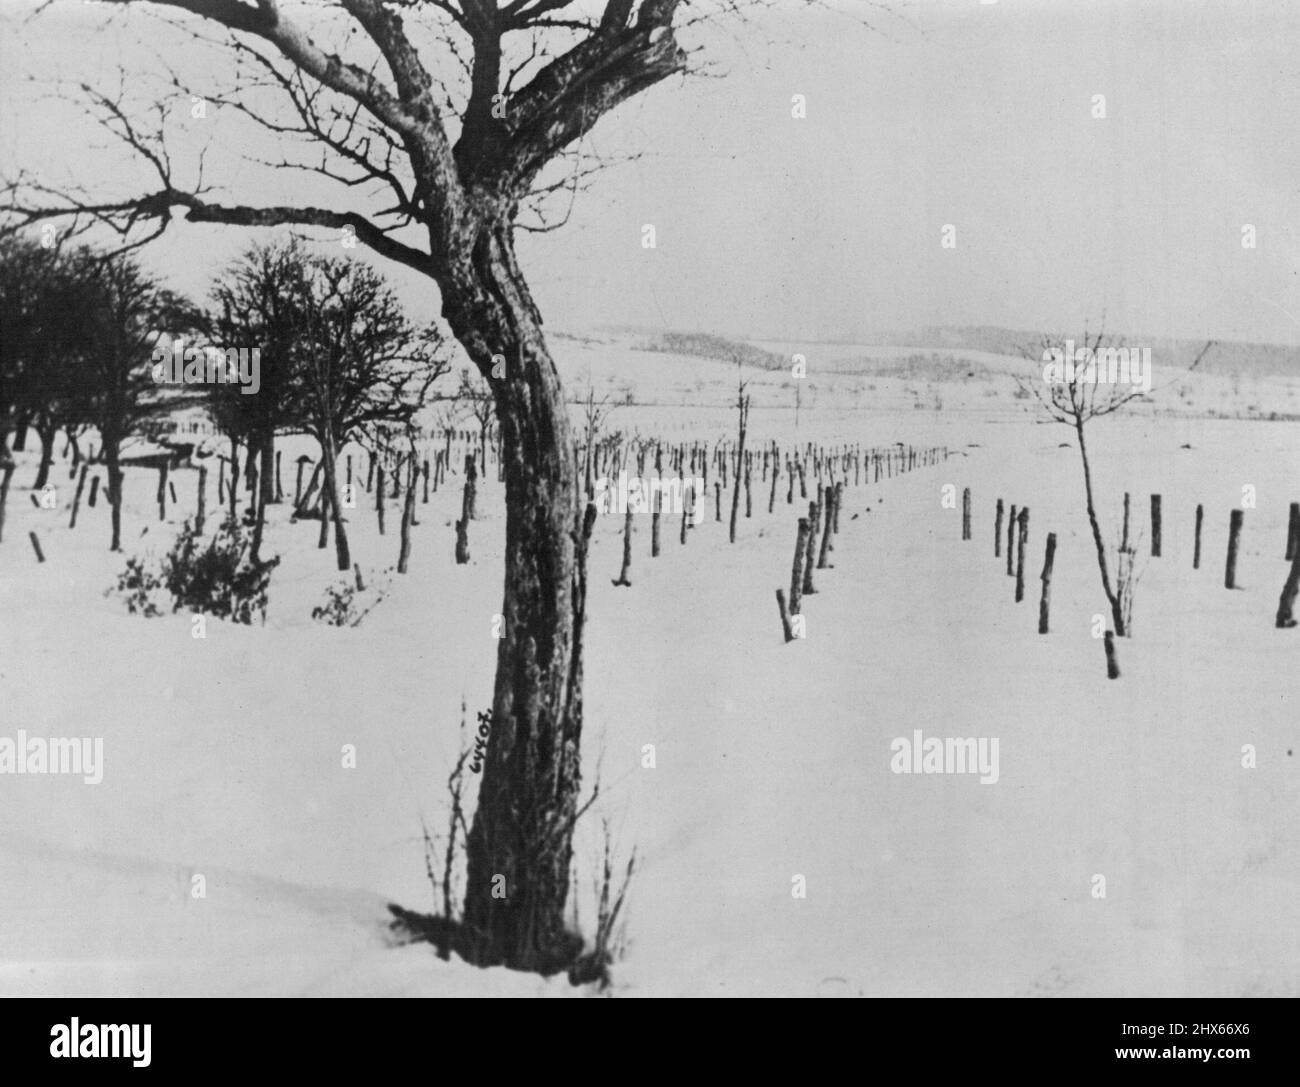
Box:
[4, 0, 1299, 346]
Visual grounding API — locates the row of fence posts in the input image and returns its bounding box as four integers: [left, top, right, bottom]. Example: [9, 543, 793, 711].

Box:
[968, 487, 1300, 678]
[773, 445, 949, 642]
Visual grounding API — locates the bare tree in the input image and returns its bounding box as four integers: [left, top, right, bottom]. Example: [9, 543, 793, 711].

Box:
[74, 249, 195, 551]
[729, 372, 751, 544]
[1019, 331, 1212, 637]
[579, 383, 615, 500]
[290, 251, 447, 572]
[205, 239, 315, 561]
[1, 0, 840, 974]
[0, 237, 97, 493]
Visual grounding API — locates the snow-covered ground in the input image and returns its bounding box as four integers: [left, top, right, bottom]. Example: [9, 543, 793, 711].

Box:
[1, 334, 1297, 996]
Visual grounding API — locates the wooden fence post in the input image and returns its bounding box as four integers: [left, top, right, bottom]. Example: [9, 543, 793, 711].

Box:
[1104, 630, 1120, 679]
[69, 464, 88, 529]
[789, 517, 810, 616]
[0, 463, 13, 544]
[817, 490, 835, 570]
[157, 462, 169, 521]
[802, 499, 820, 595]
[1015, 507, 1029, 602]
[1277, 534, 1300, 627]
[651, 487, 661, 557]
[613, 507, 633, 587]
[1038, 532, 1056, 634]
[455, 462, 473, 565]
[775, 589, 797, 641]
[196, 466, 207, 535]
[1226, 509, 1243, 589]
[1006, 504, 1017, 576]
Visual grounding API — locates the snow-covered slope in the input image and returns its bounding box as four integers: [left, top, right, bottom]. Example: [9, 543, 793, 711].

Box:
[1, 350, 1297, 996]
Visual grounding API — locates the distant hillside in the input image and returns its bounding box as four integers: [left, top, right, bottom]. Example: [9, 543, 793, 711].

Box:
[864, 326, 1300, 378]
[633, 331, 788, 371]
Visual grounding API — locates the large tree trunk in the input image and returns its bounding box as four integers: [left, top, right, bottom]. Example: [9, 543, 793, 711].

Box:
[450, 225, 590, 975]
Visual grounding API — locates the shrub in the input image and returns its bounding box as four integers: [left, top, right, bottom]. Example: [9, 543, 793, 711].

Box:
[113, 556, 163, 618]
[112, 516, 277, 624]
[312, 581, 359, 627]
[312, 567, 391, 627]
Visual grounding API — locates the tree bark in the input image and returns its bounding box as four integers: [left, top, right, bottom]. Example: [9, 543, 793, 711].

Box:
[449, 233, 592, 972]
